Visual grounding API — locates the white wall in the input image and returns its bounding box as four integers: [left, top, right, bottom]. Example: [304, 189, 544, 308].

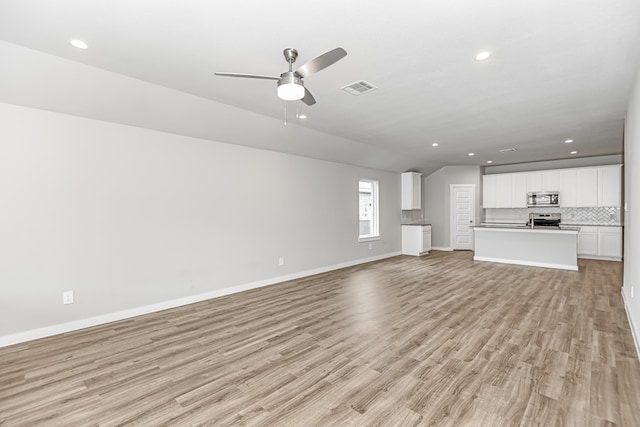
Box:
[0, 103, 401, 344]
[423, 166, 481, 249]
[623, 65, 640, 357]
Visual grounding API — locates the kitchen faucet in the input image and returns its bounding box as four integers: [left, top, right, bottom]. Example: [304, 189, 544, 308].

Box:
[529, 212, 534, 228]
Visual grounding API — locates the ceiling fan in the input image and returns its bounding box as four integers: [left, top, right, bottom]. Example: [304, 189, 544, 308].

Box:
[215, 47, 347, 106]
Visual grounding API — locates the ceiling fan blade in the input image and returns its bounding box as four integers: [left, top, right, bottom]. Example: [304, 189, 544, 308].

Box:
[214, 72, 280, 80]
[295, 48, 347, 78]
[301, 88, 316, 106]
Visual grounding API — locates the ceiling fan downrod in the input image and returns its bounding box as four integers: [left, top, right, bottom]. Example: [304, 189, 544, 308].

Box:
[283, 48, 298, 72]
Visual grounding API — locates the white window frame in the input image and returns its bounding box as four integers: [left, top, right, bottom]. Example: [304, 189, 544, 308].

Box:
[358, 179, 380, 242]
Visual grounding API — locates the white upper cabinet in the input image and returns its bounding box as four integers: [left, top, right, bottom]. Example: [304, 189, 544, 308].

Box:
[576, 168, 598, 207]
[597, 165, 622, 207]
[558, 169, 578, 207]
[542, 170, 559, 191]
[485, 173, 527, 208]
[496, 174, 512, 208]
[511, 173, 528, 208]
[526, 172, 543, 193]
[401, 172, 422, 210]
[483, 164, 621, 209]
[483, 174, 498, 208]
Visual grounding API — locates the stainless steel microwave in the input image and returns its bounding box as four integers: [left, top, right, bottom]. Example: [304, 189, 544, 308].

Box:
[527, 192, 559, 207]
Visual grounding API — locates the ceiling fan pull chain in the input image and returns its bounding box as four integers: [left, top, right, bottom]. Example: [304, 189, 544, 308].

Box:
[284, 101, 287, 126]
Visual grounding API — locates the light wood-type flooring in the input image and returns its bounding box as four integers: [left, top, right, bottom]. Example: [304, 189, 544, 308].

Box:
[1, 251, 639, 426]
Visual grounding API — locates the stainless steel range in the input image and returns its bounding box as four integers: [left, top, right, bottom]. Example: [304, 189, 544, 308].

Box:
[528, 212, 561, 228]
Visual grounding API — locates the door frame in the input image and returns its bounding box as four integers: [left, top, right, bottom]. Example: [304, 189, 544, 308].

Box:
[450, 184, 476, 250]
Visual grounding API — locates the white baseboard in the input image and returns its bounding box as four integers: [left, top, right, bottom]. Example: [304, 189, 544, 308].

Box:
[622, 288, 640, 362]
[0, 251, 401, 348]
[431, 246, 453, 251]
[578, 255, 622, 262]
[473, 256, 579, 271]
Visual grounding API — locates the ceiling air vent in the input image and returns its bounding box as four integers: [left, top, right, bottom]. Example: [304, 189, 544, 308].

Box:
[499, 148, 517, 153]
[342, 80, 378, 96]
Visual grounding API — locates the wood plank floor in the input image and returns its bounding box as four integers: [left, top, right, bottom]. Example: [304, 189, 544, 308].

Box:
[1, 251, 639, 426]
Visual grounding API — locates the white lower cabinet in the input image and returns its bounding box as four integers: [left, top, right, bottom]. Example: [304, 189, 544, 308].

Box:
[577, 226, 622, 261]
[402, 225, 431, 256]
[422, 227, 432, 253]
[598, 227, 622, 259]
[577, 226, 598, 257]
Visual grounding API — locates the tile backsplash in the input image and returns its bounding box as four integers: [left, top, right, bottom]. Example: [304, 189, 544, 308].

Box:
[485, 207, 622, 226]
[401, 210, 425, 224]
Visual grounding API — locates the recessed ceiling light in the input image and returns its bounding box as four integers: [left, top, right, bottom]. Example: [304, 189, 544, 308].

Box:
[564, 139, 573, 143]
[432, 143, 439, 147]
[475, 51, 491, 61]
[486, 160, 493, 164]
[468, 153, 475, 156]
[570, 151, 577, 154]
[70, 39, 88, 49]
[298, 114, 307, 119]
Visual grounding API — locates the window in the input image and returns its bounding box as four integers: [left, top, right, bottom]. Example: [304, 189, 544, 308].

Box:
[359, 179, 379, 241]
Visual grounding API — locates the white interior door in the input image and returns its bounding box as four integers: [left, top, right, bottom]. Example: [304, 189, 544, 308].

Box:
[451, 184, 476, 250]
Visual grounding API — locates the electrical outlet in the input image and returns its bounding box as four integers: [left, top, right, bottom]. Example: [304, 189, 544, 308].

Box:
[368, 243, 372, 249]
[62, 291, 74, 305]
[278, 257, 285, 266]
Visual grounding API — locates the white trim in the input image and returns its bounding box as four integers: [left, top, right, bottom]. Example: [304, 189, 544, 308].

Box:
[358, 178, 379, 240]
[473, 255, 579, 271]
[0, 251, 401, 348]
[578, 255, 622, 262]
[622, 289, 640, 362]
[431, 246, 453, 251]
[358, 236, 380, 243]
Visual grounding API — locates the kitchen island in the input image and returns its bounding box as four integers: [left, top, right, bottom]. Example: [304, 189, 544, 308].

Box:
[473, 225, 580, 271]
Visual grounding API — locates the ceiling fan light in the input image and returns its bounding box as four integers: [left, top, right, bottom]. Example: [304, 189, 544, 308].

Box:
[277, 82, 305, 101]
[277, 73, 305, 101]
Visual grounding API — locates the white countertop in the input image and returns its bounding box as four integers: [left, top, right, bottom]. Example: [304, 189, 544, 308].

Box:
[474, 225, 579, 234]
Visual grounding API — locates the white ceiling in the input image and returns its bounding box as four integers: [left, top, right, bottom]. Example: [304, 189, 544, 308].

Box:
[1, 0, 639, 175]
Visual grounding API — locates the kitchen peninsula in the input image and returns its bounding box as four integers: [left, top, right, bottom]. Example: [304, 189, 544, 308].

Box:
[473, 225, 580, 271]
